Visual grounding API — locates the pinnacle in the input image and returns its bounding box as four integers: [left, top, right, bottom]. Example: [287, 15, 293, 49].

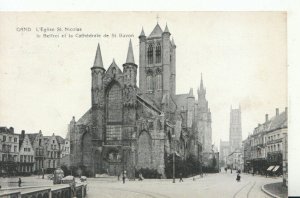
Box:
[93, 43, 104, 68]
[164, 23, 170, 33]
[139, 27, 145, 37]
[200, 73, 204, 90]
[126, 39, 135, 64]
[189, 88, 194, 97]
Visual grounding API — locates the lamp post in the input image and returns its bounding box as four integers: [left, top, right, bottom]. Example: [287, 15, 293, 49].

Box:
[172, 132, 176, 183]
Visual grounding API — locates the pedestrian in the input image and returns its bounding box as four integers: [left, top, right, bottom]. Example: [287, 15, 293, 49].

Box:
[231, 169, 232, 174]
[179, 173, 183, 182]
[18, 178, 22, 187]
[265, 171, 268, 178]
[122, 174, 125, 184]
[236, 173, 241, 182]
[118, 173, 120, 181]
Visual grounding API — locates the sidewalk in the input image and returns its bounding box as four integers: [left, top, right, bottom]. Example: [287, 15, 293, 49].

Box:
[262, 182, 288, 198]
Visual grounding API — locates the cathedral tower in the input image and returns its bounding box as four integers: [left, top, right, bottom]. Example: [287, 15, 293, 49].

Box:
[229, 106, 242, 152]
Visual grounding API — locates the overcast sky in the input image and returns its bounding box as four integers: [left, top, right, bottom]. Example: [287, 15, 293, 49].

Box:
[0, 12, 287, 149]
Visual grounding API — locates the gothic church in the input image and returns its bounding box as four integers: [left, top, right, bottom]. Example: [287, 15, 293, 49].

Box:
[69, 23, 212, 177]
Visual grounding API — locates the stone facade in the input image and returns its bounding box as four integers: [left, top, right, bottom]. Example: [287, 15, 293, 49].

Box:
[0, 127, 19, 175]
[69, 23, 213, 177]
[219, 140, 230, 167]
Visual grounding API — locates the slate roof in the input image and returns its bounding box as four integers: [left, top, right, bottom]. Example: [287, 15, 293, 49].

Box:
[269, 112, 287, 131]
[174, 94, 189, 110]
[28, 133, 39, 145]
[76, 108, 92, 125]
[148, 24, 163, 38]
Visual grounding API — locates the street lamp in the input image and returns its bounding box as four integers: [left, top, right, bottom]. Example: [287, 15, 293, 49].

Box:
[172, 131, 176, 183]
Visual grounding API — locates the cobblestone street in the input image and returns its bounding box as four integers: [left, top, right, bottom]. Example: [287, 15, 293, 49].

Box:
[86, 172, 281, 198]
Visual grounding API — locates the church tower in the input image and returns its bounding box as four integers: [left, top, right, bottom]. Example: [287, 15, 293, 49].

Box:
[91, 44, 105, 141]
[197, 74, 212, 152]
[138, 23, 176, 106]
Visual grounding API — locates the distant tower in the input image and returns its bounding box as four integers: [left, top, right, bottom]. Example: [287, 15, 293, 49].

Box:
[197, 74, 212, 152]
[229, 106, 242, 152]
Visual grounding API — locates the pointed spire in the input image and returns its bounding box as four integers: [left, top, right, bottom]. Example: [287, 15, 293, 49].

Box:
[164, 23, 170, 33]
[126, 39, 135, 64]
[139, 27, 145, 37]
[200, 73, 204, 90]
[93, 43, 104, 68]
[189, 88, 194, 97]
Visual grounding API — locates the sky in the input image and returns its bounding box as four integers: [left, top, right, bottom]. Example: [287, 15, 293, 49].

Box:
[0, 12, 287, 149]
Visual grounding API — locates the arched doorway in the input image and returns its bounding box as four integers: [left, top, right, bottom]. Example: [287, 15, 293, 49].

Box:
[94, 150, 101, 174]
[137, 131, 152, 169]
[82, 132, 93, 169]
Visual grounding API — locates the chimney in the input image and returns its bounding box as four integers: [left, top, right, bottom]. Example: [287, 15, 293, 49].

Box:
[276, 108, 279, 116]
[9, 127, 14, 133]
[265, 114, 269, 122]
[21, 130, 25, 138]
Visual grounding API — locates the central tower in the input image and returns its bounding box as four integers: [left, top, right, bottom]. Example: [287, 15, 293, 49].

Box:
[138, 23, 176, 106]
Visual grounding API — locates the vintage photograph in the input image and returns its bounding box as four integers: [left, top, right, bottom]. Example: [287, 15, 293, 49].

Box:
[0, 12, 287, 197]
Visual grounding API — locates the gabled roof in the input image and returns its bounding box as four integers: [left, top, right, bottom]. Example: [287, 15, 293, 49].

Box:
[28, 133, 39, 145]
[56, 135, 65, 144]
[148, 24, 163, 38]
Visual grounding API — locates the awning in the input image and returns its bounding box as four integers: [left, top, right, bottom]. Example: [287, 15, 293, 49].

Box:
[272, 166, 280, 172]
[267, 166, 275, 171]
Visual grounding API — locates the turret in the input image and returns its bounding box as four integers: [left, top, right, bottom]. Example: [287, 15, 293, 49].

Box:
[123, 39, 138, 87]
[91, 43, 105, 107]
[162, 24, 171, 94]
[187, 88, 195, 128]
[139, 27, 146, 91]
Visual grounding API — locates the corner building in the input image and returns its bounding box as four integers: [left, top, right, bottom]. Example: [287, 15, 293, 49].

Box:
[69, 23, 213, 177]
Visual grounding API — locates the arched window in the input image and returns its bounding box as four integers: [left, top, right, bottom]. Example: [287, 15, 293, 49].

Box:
[147, 44, 153, 64]
[106, 83, 122, 141]
[146, 75, 153, 91]
[156, 73, 162, 90]
[137, 131, 152, 168]
[155, 43, 161, 63]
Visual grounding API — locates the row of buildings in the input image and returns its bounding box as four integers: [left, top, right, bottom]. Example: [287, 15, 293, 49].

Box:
[243, 107, 288, 179]
[219, 106, 288, 184]
[0, 127, 70, 176]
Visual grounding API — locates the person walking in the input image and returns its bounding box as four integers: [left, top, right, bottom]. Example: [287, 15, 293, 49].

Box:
[18, 178, 22, 187]
[236, 173, 241, 182]
[179, 173, 183, 182]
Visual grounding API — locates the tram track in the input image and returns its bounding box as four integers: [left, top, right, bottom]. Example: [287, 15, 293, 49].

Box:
[106, 187, 172, 198]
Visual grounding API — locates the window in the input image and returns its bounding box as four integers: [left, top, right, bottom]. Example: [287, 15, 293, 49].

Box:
[53, 160, 55, 168]
[155, 43, 161, 63]
[14, 138, 17, 142]
[146, 75, 153, 91]
[147, 44, 153, 64]
[39, 139, 41, 146]
[28, 148, 30, 152]
[24, 148, 26, 152]
[14, 146, 17, 152]
[53, 140, 55, 144]
[48, 160, 51, 168]
[9, 137, 12, 142]
[106, 83, 123, 123]
[156, 74, 162, 90]
[3, 135, 6, 142]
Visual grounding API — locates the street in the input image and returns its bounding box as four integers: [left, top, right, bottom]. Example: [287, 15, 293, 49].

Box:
[86, 172, 279, 198]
